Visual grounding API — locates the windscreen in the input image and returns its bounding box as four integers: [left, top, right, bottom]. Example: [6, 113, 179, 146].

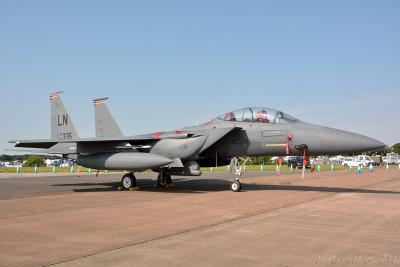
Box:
[217, 107, 298, 123]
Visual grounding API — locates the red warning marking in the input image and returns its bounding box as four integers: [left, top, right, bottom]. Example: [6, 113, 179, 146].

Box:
[154, 132, 164, 136]
[302, 148, 308, 180]
[175, 131, 182, 135]
[205, 120, 213, 124]
[286, 134, 292, 155]
[49, 93, 60, 99]
[93, 100, 105, 104]
[303, 156, 309, 167]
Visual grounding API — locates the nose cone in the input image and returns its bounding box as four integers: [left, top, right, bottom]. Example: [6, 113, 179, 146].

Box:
[320, 127, 386, 155]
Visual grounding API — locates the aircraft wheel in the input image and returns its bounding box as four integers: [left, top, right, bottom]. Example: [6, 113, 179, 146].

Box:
[157, 173, 171, 186]
[231, 181, 241, 192]
[166, 174, 172, 184]
[121, 173, 136, 190]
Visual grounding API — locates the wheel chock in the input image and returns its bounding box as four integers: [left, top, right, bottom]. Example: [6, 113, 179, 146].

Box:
[129, 187, 140, 191]
[118, 186, 123, 191]
[153, 184, 174, 188]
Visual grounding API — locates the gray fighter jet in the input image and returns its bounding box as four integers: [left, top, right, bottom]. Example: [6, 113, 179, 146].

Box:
[9, 92, 385, 191]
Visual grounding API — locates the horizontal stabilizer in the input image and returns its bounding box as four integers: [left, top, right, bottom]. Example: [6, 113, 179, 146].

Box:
[6, 142, 77, 154]
[9, 139, 58, 149]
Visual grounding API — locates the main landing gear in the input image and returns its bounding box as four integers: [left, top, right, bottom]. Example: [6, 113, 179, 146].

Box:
[121, 172, 136, 190]
[120, 171, 173, 190]
[157, 172, 172, 187]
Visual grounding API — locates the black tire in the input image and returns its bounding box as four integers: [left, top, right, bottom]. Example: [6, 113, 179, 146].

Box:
[231, 181, 241, 192]
[121, 173, 136, 190]
[166, 174, 172, 184]
[157, 173, 171, 186]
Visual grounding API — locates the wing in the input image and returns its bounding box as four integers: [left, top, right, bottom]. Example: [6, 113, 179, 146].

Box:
[9, 127, 241, 155]
[8, 135, 159, 154]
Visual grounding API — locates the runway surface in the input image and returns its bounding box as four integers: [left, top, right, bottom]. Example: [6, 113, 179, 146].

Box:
[1, 168, 400, 266]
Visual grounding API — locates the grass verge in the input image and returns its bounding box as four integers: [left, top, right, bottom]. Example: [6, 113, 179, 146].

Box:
[0, 164, 381, 173]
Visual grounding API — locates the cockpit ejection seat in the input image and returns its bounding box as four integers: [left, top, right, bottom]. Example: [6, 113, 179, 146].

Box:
[256, 109, 269, 123]
[225, 112, 236, 121]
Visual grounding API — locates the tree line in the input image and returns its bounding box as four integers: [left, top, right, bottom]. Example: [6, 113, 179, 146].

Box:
[0, 154, 61, 162]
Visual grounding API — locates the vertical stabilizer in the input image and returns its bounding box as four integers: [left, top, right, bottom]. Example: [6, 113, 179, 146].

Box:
[93, 97, 123, 137]
[50, 91, 80, 140]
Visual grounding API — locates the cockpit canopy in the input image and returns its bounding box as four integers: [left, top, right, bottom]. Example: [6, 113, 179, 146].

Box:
[216, 107, 298, 124]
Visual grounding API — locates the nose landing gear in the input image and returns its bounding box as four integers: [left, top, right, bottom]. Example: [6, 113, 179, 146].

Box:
[231, 181, 241, 192]
[229, 157, 250, 192]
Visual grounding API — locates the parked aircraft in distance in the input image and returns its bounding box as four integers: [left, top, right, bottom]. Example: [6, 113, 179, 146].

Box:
[9, 92, 385, 191]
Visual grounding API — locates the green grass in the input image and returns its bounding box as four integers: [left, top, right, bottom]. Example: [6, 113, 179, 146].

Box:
[0, 167, 126, 173]
[201, 164, 350, 172]
[0, 164, 388, 173]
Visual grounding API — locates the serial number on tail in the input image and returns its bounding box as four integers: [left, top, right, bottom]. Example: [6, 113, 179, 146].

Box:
[57, 132, 73, 139]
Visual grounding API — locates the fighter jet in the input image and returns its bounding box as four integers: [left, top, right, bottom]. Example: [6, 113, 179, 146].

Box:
[9, 92, 385, 191]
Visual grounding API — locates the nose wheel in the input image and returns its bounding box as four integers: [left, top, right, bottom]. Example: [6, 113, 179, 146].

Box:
[229, 157, 250, 192]
[121, 173, 136, 190]
[231, 181, 241, 192]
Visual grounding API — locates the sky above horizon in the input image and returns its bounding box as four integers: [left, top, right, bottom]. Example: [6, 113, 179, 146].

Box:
[0, 0, 399, 155]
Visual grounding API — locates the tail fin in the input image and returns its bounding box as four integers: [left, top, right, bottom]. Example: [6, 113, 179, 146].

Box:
[93, 97, 123, 137]
[50, 91, 80, 140]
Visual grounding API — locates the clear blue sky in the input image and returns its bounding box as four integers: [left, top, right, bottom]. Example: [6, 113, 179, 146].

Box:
[1, 0, 399, 154]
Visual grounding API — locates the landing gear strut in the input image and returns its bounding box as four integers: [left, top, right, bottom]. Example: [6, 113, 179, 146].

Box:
[121, 173, 136, 190]
[157, 172, 172, 187]
[229, 157, 251, 192]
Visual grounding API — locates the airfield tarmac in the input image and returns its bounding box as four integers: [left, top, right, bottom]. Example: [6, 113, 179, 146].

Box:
[1, 168, 400, 266]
